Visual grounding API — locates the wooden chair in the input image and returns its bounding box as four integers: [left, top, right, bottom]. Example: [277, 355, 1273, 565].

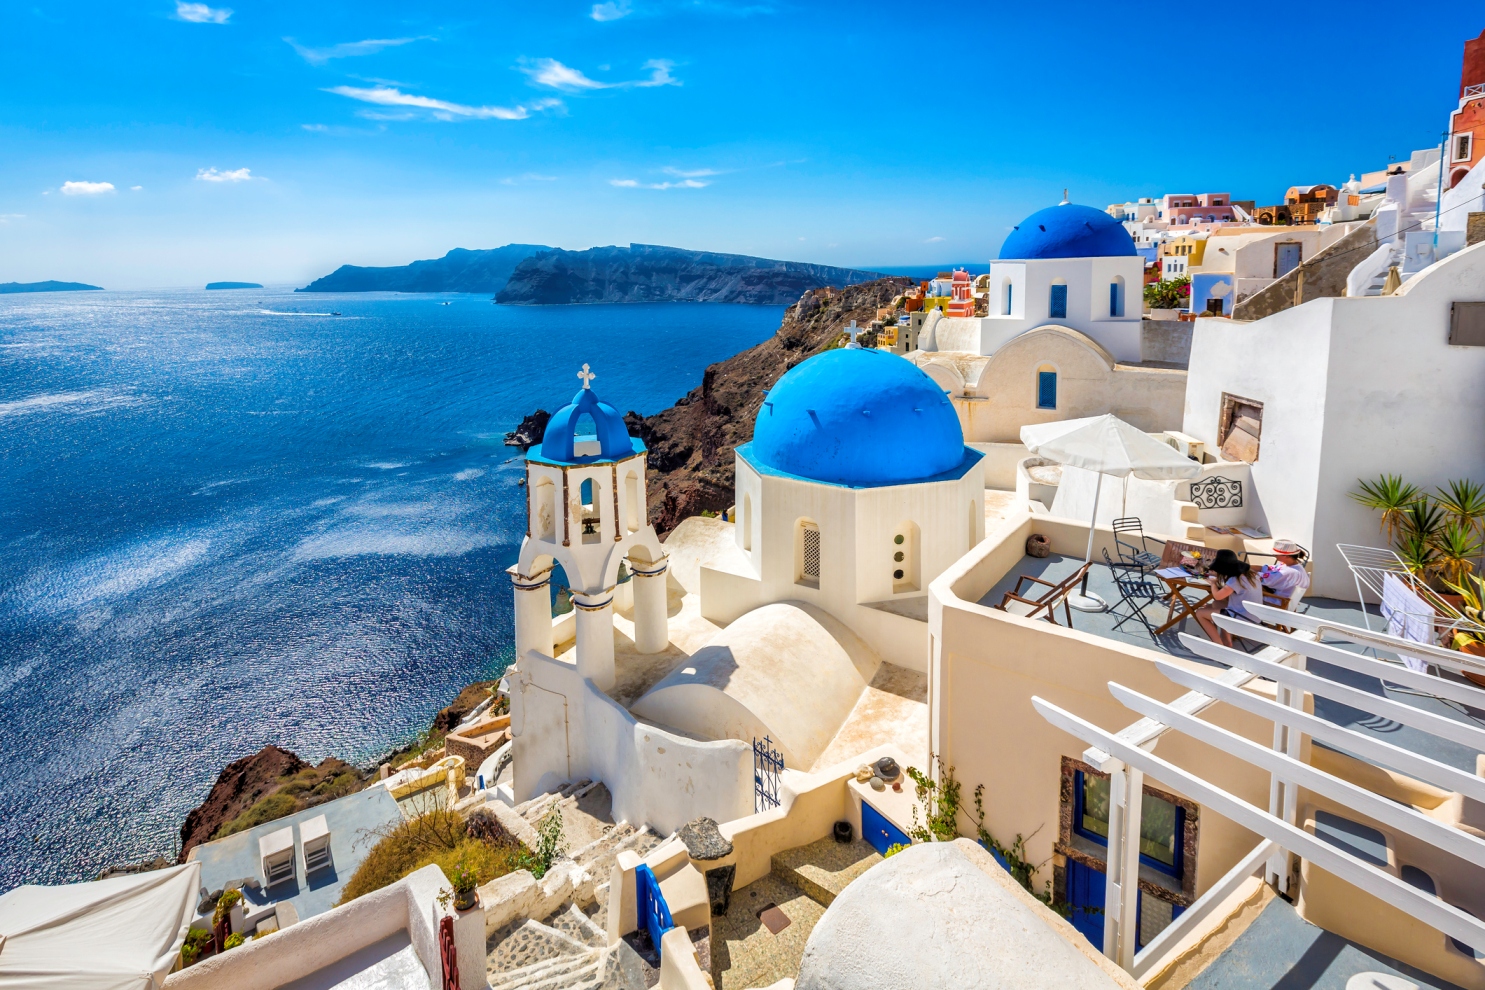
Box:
[996, 563, 1093, 626]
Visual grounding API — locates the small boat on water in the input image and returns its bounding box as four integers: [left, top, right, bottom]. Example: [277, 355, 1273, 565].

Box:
[330, 311, 341, 316]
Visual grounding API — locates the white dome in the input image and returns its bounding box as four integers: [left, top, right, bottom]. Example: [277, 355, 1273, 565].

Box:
[797, 841, 1127, 990]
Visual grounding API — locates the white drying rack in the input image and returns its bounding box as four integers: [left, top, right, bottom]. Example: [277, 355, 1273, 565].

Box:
[1336, 543, 1482, 644]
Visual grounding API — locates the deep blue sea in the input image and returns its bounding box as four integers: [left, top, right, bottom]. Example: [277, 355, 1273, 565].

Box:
[0, 288, 781, 889]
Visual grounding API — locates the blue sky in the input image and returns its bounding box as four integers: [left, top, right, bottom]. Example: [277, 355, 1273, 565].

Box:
[1, 2, 1480, 288]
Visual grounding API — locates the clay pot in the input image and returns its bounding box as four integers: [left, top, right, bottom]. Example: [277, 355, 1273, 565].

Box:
[1026, 534, 1051, 559]
[833, 821, 853, 844]
[454, 887, 477, 912]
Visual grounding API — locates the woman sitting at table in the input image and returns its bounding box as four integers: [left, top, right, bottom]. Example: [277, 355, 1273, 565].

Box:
[1195, 549, 1264, 648]
[1258, 540, 1310, 608]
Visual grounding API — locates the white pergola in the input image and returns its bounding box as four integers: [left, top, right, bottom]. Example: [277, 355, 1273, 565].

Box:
[1033, 604, 1485, 977]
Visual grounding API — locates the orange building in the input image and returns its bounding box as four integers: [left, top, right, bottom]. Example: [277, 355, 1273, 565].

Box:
[1449, 28, 1485, 189]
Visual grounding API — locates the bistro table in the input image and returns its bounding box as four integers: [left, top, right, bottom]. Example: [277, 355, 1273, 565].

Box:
[1153, 574, 1215, 634]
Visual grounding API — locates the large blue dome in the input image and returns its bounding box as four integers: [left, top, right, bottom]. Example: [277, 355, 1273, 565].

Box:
[999, 204, 1137, 260]
[749, 348, 966, 487]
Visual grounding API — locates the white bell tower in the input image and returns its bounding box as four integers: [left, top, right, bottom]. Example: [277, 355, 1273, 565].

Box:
[508, 365, 668, 692]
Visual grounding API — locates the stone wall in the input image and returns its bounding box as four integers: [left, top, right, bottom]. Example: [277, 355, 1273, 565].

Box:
[1468, 212, 1485, 246]
[1140, 320, 1193, 365]
[1232, 219, 1377, 321]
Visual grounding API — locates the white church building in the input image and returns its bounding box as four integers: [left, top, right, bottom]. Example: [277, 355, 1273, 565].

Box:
[504, 348, 981, 831]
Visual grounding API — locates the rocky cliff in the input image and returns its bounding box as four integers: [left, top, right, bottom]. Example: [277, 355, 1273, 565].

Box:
[298, 245, 551, 293]
[178, 746, 366, 858]
[495, 244, 886, 306]
[626, 277, 913, 535]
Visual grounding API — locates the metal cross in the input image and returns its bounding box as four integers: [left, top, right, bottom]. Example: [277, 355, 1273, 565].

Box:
[577, 363, 596, 389]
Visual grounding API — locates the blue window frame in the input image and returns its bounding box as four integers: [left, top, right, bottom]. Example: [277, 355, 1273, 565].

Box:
[580, 478, 595, 506]
[1049, 283, 1068, 319]
[1073, 770, 1183, 877]
[1110, 281, 1122, 317]
[1037, 371, 1057, 410]
[1004, 282, 1013, 315]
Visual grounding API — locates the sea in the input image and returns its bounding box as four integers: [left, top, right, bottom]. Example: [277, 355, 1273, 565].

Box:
[0, 288, 782, 889]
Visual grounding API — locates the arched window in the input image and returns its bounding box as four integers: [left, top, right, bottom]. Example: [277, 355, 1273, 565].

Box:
[580, 477, 595, 509]
[1037, 364, 1057, 410]
[1002, 280, 1014, 316]
[1110, 276, 1125, 318]
[796, 519, 821, 588]
[574, 412, 597, 438]
[742, 494, 753, 551]
[1048, 281, 1067, 320]
[892, 522, 921, 594]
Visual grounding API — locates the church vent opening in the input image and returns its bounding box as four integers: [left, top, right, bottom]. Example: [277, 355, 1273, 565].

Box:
[742, 494, 753, 551]
[892, 522, 920, 594]
[533, 477, 556, 541]
[1049, 280, 1068, 320]
[624, 470, 640, 533]
[796, 519, 821, 588]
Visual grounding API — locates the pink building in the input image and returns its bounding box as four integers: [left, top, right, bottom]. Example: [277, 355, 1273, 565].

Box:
[1162, 192, 1238, 226]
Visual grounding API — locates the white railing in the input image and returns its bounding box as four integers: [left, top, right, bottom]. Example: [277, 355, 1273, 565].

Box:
[1466, 83, 1485, 98]
[1040, 610, 1485, 975]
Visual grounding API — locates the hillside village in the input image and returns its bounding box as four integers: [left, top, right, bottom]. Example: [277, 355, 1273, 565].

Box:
[6, 25, 1485, 990]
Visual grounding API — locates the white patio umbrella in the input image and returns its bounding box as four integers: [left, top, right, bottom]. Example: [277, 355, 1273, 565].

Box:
[1020, 414, 1202, 611]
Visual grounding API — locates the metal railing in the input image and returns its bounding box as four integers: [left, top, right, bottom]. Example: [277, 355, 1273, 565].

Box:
[753, 735, 783, 812]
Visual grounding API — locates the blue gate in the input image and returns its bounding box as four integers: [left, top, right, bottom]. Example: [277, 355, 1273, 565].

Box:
[635, 864, 673, 957]
[753, 736, 783, 813]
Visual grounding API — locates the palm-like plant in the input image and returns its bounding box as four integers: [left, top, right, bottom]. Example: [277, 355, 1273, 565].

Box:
[1432, 520, 1482, 586]
[1350, 475, 1423, 543]
[1435, 478, 1485, 571]
[1400, 498, 1445, 542]
[1396, 529, 1438, 578]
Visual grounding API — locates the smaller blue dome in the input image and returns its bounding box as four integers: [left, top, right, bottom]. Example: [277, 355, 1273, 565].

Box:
[999, 204, 1137, 260]
[750, 348, 966, 487]
[540, 385, 632, 463]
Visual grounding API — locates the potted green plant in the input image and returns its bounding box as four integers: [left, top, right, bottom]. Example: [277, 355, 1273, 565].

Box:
[440, 866, 479, 911]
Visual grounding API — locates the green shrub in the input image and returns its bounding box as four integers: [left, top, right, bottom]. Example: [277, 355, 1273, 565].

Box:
[213, 888, 243, 928]
[223, 933, 245, 950]
[214, 793, 298, 839]
[180, 928, 213, 967]
[337, 809, 528, 905]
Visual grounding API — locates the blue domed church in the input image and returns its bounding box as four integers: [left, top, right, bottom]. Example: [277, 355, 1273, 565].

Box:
[981, 202, 1144, 363]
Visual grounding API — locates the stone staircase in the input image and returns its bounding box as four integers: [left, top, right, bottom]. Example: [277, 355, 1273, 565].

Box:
[486, 903, 648, 990]
[769, 837, 881, 908]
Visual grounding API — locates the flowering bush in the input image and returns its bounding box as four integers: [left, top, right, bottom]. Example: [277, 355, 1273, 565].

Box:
[1144, 275, 1191, 310]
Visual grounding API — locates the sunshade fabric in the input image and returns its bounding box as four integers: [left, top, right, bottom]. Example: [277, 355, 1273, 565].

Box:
[0, 862, 200, 990]
[1020, 415, 1202, 481]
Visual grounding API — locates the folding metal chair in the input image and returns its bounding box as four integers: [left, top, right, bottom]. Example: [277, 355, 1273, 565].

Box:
[1112, 517, 1161, 572]
[1108, 573, 1165, 637]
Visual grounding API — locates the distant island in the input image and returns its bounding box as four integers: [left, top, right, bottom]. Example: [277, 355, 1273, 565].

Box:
[297, 245, 550, 294]
[205, 281, 263, 290]
[495, 244, 886, 305]
[0, 280, 104, 293]
[296, 243, 886, 305]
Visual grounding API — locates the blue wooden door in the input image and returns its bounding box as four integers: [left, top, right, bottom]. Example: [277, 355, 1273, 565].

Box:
[861, 801, 910, 854]
[1276, 242, 1302, 277]
[1066, 859, 1106, 947]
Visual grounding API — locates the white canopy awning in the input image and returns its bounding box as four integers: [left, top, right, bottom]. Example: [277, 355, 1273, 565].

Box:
[1020, 414, 1202, 481]
[0, 862, 200, 990]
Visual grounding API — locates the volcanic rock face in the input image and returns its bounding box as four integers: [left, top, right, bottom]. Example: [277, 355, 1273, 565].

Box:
[298, 245, 551, 293]
[495, 244, 886, 306]
[177, 746, 365, 858]
[628, 277, 913, 535]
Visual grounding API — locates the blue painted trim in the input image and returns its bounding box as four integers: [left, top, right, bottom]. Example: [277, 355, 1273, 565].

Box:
[861, 801, 911, 854]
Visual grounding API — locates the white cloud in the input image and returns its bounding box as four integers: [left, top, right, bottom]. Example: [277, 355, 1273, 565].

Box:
[0, 214, 24, 224]
[520, 57, 679, 92]
[591, 1, 632, 20]
[196, 167, 254, 182]
[286, 36, 426, 66]
[326, 85, 545, 121]
[174, 2, 231, 24]
[130, 185, 143, 191]
[924, 235, 945, 243]
[609, 177, 707, 190]
[60, 181, 115, 196]
[663, 166, 718, 178]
